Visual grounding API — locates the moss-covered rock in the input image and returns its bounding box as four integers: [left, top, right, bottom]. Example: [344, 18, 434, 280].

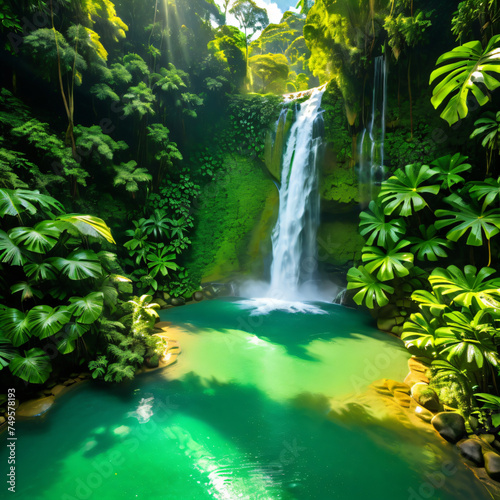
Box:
[185, 154, 277, 283]
[316, 218, 364, 266]
[320, 166, 359, 213]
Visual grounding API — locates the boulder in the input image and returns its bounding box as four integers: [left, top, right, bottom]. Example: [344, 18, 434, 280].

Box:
[377, 317, 397, 332]
[156, 298, 168, 309]
[415, 406, 433, 423]
[484, 451, 500, 481]
[51, 385, 67, 397]
[17, 397, 55, 417]
[193, 291, 204, 302]
[457, 439, 484, 466]
[170, 297, 185, 306]
[0, 416, 5, 424]
[63, 379, 76, 386]
[411, 383, 440, 412]
[480, 434, 496, 445]
[431, 412, 467, 443]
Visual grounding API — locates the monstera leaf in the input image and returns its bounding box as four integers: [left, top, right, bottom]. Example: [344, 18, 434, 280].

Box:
[409, 224, 452, 262]
[435, 310, 499, 371]
[361, 240, 414, 281]
[0, 189, 64, 218]
[0, 308, 31, 347]
[401, 313, 438, 355]
[0, 334, 16, 369]
[346, 266, 394, 309]
[9, 224, 60, 254]
[429, 265, 500, 309]
[9, 348, 52, 384]
[0, 230, 27, 266]
[27, 305, 71, 339]
[51, 250, 103, 280]
[52, 214, 116, 244]
[428, 153, 472, 189]
[379, 164, 440, 216]
[435, 194, 500, 251]
[470, 177, 500, 209]
[359, 200, 406, 247]
[430, 35, 500, 125]
[68, 292, 104, 324]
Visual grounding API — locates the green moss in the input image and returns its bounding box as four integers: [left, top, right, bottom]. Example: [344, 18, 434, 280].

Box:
[185, 154, 276, 283]
[320, 166, 359, 207]
[321, 80, 352, 165]
[317, 220, 364, 266]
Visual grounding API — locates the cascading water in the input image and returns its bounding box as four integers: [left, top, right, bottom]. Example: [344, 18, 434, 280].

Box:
[358, 55, 388, 205]
[268, 86, 326, 300]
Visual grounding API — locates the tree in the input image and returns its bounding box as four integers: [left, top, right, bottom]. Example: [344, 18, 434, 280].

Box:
[230, 0, 269, 62]
[248, 53, 289, 93]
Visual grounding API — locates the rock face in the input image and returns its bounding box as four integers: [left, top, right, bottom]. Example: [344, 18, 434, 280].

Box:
[484, 451, 500, 481]
[431, 412, 467, 443]
[411, 383, 440, 413]
[457, 439, 484, 466]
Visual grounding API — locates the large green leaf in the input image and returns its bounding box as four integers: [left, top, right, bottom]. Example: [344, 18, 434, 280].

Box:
[10, 281, 44, 301]
[27, 305, 71, 339]
[9, 224, 60, 253]
[146, 247, 179, 278]
[379, 164, 440, 216]
[0, 308, 31, 347]
[401, 313, 438, 355]
[359, 200, 406, 247]
[362, 240, 414, 281]
[409, 224, 452, 262]
[430, 35, 500, 125]
[470, 176, 500, 210]
[50, 249, 103, 280]
[9, 348, 52, 384]
[0, 230, 27, 265]
[0, 188, 64, 218]
[54, 322, 89, 354]
[53, 214, 116, 244]
[435, 194, 500, 246]
[435, 310, 499, 371]
[68, 292, 104, 324]
[428, 153, 472, 189]
[411, 289, 450, 316]
[429, 265, 500, 309]
[23, 261, 57, 281]
[346, 266, 394, 309]
[0, 334, 16, 369]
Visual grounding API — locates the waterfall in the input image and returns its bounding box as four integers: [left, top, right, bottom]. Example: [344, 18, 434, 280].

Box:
[358, 56, 388, 205]
[268, 86, 326, 300]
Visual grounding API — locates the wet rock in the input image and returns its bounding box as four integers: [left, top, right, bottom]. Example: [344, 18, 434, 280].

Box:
[63, 379, 76, 386]
[193, 291, 204, 301]
[43, 389, 52, 396]
[415, 406, 433, 423]
[145, 354, 159, 369]
[457, 439, 484, 466]
[411, 383, 440, 412]
[163, 292, 171, 302]
[378, 304, 400, 319]
[170, 297, 185, 306]
[51, 385, 67, 397]
[480, 434, 496, 445]
[17, 397, 55, 417]
[484, 452, 500, 481]
[377, 317, 397, 332]
[431, 412, 467, 443]
[156, 298, 168, 309]
[0, 416, 5, 424]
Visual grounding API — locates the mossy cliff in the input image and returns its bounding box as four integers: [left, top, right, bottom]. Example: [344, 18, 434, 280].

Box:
[185, 154, 277, 283]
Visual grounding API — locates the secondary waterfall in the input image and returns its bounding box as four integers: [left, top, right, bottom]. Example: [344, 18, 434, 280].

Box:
[268, 86, 325, 299]
[358, 56, 388, 205]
